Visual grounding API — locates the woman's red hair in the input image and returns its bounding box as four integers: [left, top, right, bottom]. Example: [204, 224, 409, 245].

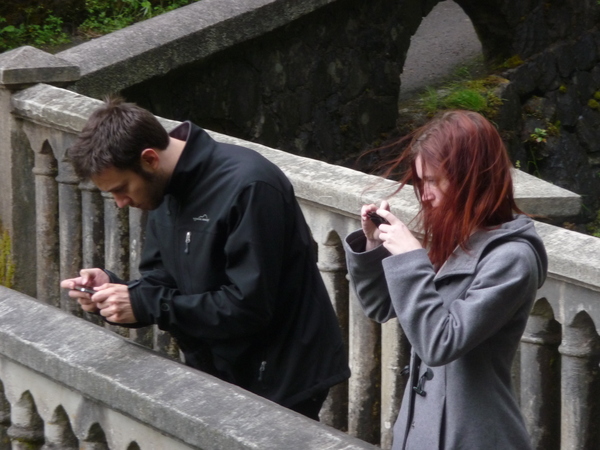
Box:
[380, 110, 521, 268]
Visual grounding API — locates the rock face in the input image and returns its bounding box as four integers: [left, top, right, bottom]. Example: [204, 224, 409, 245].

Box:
[453, 0, 600, 219]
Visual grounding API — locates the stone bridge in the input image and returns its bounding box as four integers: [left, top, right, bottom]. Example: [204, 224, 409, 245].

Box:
[0, 0, 599, 448]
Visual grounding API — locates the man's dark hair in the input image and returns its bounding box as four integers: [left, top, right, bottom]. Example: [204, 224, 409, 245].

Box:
[68, 96, 170, 179]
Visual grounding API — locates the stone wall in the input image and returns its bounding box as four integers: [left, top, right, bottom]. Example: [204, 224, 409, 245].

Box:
[117, 0, 600, 218]
[122, 0, 438, 164]
[494, 27, 600, 218]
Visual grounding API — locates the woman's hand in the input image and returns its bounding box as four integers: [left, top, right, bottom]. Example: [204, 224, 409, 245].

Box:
[361, 201, 390, 251]
[374, 209, 423, 255]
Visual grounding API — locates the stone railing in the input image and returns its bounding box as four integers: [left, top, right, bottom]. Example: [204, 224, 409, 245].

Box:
[0, 285, 377, 450]
[1, 78, 597, 450]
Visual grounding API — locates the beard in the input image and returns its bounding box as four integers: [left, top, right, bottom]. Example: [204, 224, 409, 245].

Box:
[139, 169, 169, 210]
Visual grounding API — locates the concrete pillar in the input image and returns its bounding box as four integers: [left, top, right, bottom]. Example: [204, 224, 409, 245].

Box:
[348, 287, 380, 444]
[0, 46, 79, 296]
[57, 162, 83, 316]
[32, 149, 60, 307]
[81, 181, 105, 269]
[380, 321, 410, 450]
[520, 299, 561, 450]
[102, 192, 130, 337]
[317, 236, 349, 430]
[559, 312, 600, 450]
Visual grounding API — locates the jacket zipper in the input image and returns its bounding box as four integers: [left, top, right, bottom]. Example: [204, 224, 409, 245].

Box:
[184, 231, 191, 254]
[258, 361, 267, 381]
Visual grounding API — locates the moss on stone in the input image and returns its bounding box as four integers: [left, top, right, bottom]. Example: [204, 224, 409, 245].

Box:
[0, 223, 15, 289]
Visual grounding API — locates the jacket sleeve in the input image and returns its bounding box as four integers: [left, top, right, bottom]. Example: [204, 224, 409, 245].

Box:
[343, 229, 396, 323]
[128, 181, 288, 340]
[382, 241, 540, 367]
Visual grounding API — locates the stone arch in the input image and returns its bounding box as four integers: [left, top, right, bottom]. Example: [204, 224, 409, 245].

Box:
[399, 0, 484, 100]
[41, 405, 78, 450]
[81, 422, 108, 450]
[7, 390, 44, 449]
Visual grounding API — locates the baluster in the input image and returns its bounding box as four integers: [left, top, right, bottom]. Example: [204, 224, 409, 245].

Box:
[80, 181, 106, 326]
[127, 208, 153, 347]
[80, 181, 105, 270]
[520, 299, 561, 450]
[317, 235, 349, 430]
[0, 381, 10, 450]
[33, 148, 60, 307]
[348, 287, 381, 444]
[559, 312, 600, 449]
[7, 392, 44, 450]
[380, 320, 410, 450]
[41, 406, 78, 450]
[102, 192, 130, 337]
[57, 165, 83, 316]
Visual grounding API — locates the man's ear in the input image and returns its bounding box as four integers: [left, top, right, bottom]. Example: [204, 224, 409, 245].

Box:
[140, 148, 160, 171]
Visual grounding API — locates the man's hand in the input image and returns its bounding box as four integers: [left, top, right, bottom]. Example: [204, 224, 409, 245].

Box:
[60, 268, 111, 314]
[92, 283, 138, 324]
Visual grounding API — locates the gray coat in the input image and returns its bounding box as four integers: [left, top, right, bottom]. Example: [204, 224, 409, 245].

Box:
[344, 215, 547, 450]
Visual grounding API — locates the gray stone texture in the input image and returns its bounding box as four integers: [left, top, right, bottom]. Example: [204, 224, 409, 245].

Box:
[0, 285, 379, 449]
[0, 46, 79, 87]
[57, 0, 599, 217]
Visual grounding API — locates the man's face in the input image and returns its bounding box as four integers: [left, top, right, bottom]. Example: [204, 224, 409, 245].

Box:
[91, 166, 167, 210]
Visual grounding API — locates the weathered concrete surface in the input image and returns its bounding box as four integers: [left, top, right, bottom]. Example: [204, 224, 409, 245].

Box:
[0, 46, 80, 87]
[0, 285, 378, 449]
[57, 0, 341, 98]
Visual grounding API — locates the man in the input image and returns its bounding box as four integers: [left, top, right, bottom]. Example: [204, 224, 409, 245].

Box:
[61, 97, 350, 420]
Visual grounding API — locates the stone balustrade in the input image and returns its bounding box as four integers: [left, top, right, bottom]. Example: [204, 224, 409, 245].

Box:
[0, 80, 595, 449]
[0, 285, 377, 450]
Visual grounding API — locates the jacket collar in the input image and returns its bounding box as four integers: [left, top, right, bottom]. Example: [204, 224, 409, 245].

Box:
[434, 215, 546, 286]
[164, 121, 216, 199]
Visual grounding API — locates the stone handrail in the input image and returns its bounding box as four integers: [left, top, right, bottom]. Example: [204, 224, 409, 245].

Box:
[4, 82, 599, 449]
[56, 0, 339, 97]
[0, 285, 377, 449]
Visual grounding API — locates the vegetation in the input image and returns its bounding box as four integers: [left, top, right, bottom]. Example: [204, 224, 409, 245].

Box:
[0, 222, 14, 289]
[0, 0, 198, 53]
[587, 210, 600, 238]
[419, 65, 505, 119]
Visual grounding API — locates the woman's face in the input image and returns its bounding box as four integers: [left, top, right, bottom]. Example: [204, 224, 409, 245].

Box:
[415, 155, 449, 208]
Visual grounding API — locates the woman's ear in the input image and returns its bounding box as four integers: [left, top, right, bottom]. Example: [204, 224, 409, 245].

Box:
[140, 148, 161, 171]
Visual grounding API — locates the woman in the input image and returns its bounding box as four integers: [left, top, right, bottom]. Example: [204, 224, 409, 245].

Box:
[344, 110, 548, 449]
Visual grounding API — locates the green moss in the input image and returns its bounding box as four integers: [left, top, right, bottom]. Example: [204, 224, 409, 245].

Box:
[418, 74, 506, 119]
[0, 223, 15, 289]
[594, 91, 600, 100]
[559, 85, 568, 94]
[498, 55, 525, 70]
[587, 210, 600, 238]
[588, 99, 600, 109]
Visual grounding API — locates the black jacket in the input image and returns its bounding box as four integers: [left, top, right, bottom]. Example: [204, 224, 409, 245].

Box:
[116, 122, 349, 406]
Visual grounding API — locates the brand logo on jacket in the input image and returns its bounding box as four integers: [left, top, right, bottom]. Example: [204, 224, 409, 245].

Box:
[193, 214, 210, 222]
